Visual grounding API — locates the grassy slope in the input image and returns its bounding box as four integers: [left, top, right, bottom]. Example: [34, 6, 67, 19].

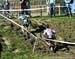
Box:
[0, 16, 75, 59]
[30, 16, 75, 41]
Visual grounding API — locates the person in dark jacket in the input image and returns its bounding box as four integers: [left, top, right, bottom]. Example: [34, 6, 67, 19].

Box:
[49, 0, 55, 17]
[21, 0, 28, 15]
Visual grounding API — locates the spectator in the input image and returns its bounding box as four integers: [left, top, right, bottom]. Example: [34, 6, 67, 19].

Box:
[21, 0, 30, 15]
[49, 0, 55, 17]
[64, 0, 72, 16]
[3, 0, 10, 16]
[43, 25, 56, 52]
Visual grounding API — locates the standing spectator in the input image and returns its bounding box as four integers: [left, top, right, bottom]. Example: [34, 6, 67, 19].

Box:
[21, 0, 30, 15]
[3, 0, 10, 16]
[49, 0, 55, 17]
[64, 0, 72, 16]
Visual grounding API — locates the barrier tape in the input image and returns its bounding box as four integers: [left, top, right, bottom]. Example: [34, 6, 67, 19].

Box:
[46, 39, 75, 45]
[0, 6, 66, 12]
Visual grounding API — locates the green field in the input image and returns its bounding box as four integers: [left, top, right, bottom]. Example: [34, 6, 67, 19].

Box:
[0, 15, 75, 59]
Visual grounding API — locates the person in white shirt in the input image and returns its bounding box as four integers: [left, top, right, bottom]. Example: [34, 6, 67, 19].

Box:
[43, 25, 56, 39]
[43, 25, 56, 52]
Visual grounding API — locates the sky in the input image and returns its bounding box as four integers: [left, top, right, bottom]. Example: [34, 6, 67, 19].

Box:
[71, 0, 75, 13]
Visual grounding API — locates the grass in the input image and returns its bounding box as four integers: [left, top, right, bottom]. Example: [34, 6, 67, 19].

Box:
[30, 15, 75, 41]
[0, 15, 75, 59]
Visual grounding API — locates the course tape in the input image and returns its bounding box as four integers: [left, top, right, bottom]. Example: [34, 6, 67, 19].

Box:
[46, 39, 75, 45]
[0, 6, 66, 12]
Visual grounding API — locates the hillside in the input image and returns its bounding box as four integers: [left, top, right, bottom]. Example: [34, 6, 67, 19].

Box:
[0, 16, 75, 59]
